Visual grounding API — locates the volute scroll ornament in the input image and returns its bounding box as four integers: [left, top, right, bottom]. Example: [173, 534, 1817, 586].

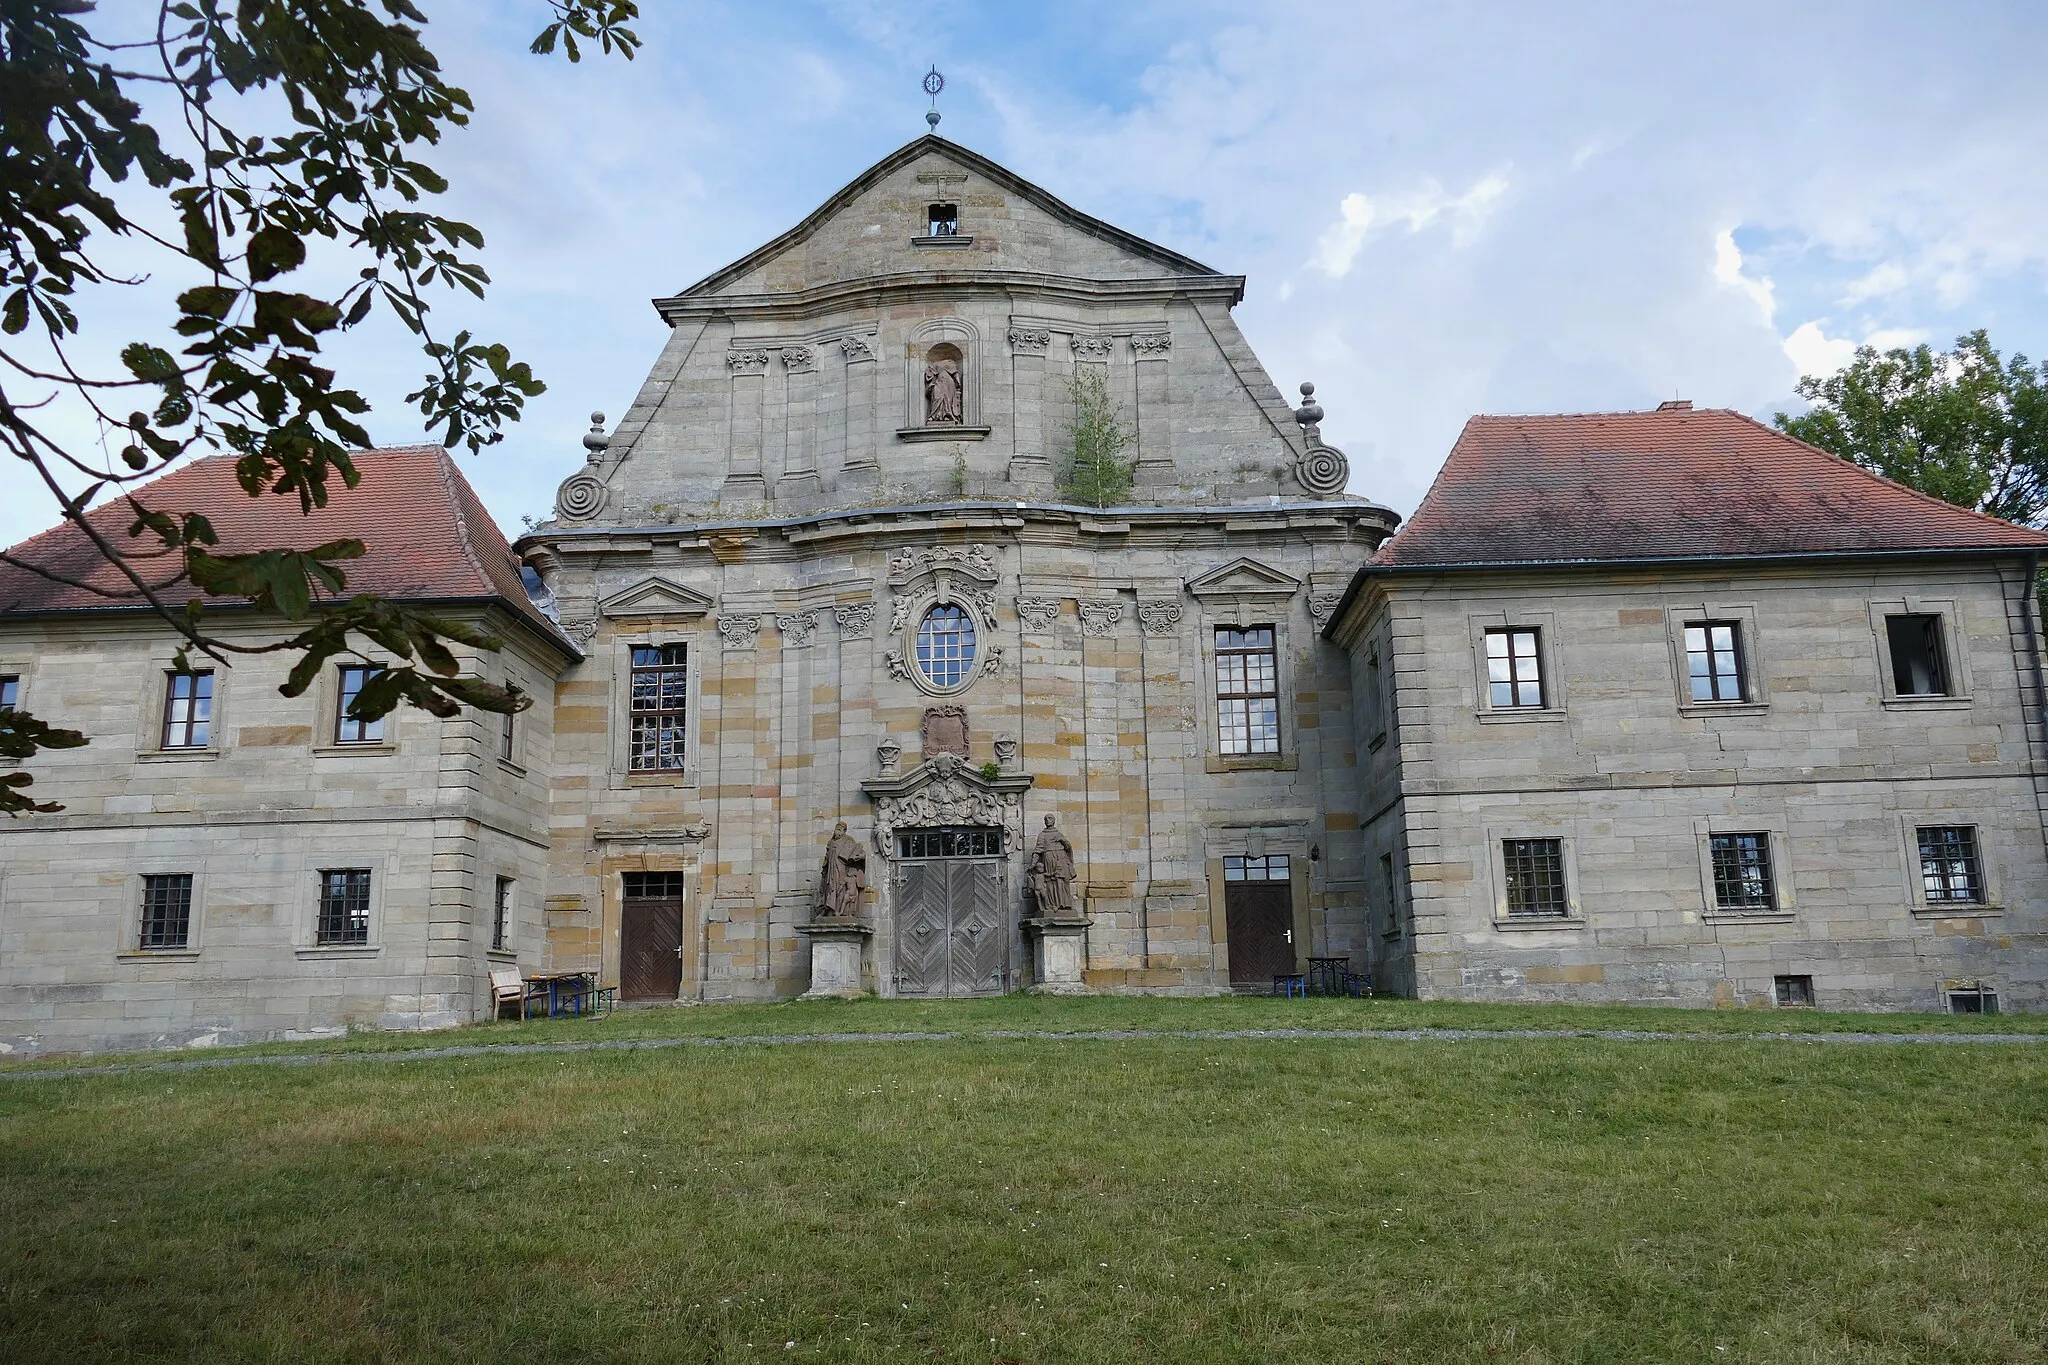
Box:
[839, 335, 875, 362]
[555, 472, 607, 521]
[1307, 593, 1342, 627]
[1130, 333, 1173, 357]
[1015, 596, 1060, 630]
[1078, 598, 1125, 637]
[717, 614, 762, 650]
[726, 349, 771, 373]
[1291, 380, 1352, 499]
[1071, 335, 1114, 359]
[1008, 327, 1051, 354]
[778, 610, 819, 649]
[1137, 600, 1183, 636]
[834, 602, 875, 637]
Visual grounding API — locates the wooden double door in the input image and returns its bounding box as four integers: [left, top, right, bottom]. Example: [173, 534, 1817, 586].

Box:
[892, 858, 1008, 997]
[620, 873, 687, 1002]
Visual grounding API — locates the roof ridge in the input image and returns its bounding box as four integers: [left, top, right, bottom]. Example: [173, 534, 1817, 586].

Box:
[428, 447, 495, 594]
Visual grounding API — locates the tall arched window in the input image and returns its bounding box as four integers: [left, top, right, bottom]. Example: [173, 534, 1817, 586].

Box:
[915, 604, 977, 689]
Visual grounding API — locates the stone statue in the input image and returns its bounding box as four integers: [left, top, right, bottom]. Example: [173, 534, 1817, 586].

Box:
[816, 820, 867, 918]
[1027, 814, 1077, 918]
[924, 357, 963, 425]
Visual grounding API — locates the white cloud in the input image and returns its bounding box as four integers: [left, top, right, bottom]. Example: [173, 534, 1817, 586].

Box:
[1781, 321, 1931, 380]
[1713, 229, 1777, 325]
[1310, 173, 1510, 278]
[1840, 261, 1909, 304]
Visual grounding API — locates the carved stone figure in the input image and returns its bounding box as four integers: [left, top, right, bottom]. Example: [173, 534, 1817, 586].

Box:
[1028, 815, 1077, 917]
[922, 705, 969, 760]
[924, 356, 963, 425]
[816, 821, 867, 919]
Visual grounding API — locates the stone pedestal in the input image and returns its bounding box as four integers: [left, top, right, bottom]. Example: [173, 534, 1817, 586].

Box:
[797, 920, 873, 998]
[1024, 917, 1093, 994]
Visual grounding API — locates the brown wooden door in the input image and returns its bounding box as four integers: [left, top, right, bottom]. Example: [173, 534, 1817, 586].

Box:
[1225, 882, 1295, 985]
[621, 894, 684, 1001]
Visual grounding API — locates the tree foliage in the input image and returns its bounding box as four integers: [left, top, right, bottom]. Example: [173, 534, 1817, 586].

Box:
[1057, 367, 1135, 508]
[0, 0, 639, 811]
[1775, 330, 2048, 527]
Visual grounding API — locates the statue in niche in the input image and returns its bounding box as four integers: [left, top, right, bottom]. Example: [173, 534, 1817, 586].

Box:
[815, 820, 867, 919]
[923, 343, 964, 425]
[1027, 815, 1077, 918]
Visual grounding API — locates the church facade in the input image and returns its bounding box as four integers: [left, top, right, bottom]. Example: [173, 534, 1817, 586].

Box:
[523, 135, 1395, 1003]
[3, 134, 2046, 1054]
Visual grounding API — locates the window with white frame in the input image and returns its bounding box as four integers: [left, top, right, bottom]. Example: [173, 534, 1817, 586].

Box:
[1215, 626, 1280, 755]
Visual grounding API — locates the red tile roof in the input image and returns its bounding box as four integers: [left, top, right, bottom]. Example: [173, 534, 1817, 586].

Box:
[1372, 406, 2048, 568]
[0, 445, 566, 644]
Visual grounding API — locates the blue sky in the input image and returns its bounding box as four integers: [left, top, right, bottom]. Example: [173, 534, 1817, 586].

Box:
[11, 0, 2048, 545]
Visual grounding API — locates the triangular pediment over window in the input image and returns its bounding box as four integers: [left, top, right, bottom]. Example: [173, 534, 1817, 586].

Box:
[599, 577, 714, 619]
[1186, 558, 1302, 601]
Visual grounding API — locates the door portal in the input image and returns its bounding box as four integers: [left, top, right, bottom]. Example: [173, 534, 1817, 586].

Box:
[620, 871, 686, 1002]
[1223, 854, 1295, 986]
[892, 826, 1008, 997]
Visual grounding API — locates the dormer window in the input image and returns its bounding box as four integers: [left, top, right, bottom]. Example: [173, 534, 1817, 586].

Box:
[927, 203, 959, 236]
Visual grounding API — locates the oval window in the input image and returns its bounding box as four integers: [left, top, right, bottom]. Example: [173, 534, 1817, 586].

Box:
[914, 604, 977, 689]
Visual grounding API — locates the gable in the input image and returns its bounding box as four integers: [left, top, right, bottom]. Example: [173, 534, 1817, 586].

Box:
[1187, 557, 1303, 599]
[670, 136, 1228, 302]
[599, 576, 715, 619]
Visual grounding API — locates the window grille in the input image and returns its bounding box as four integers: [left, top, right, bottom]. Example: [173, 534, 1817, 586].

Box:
[628, 645, 688, 772]
[1947, 984, 1999, 1015]
[316, 869, 372, 945]
[1501, 838, 1568, 916]
[1774, 974, 1815, 1007]
[335, 665, 385, 744]
[139, 873, 193, 950]
[898, 826, 1004, 859]
[1917, 826, 1984, 904]
[914, 605, 977, 689]
[1483, 628, 1544, 708]
[1709, 832, 1776, 911]
[927, 202, 959, 236]
[1223, 854, 1290, 882]
[1683, 622, 1745, 702]
[161, 670, 214, 748]
[1885, 615, 1950, 696]
[1215, 627, 1280, 755]
[623, 871, 687, 898]
[492, 876, 512, 952]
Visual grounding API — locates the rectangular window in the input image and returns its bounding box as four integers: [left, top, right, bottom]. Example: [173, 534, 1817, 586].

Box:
[629, 644, 688, 772]
[1886, 614, 1950, 696]
[1215, 627, 1280, 756]
[0, 675, 17, 710]
[1380, 851, 1401, 937]
[1501, 838, 1567, 916]
[500, 709, 516, 763]
[1223, 854, 1290, 881]
[316, 869, 372, 945]
[1683, 622, 1746, 703]
[1917, 826, 1985, 905]
[1774, 974, 1815, 1007]
[622, 871, 688, 899]
[1709, 832, 1777, 911]
[927, 202, 958, 236]
[897, 826, 1005, 859]
[160, 670, 214, 748]
[1365, 648, 1386, 741]
[1947, 984, 1999, 1015]
[492, 876, 512, 952]
[1484, 628, 1544, 709]
[335, 665, 385, 744]
[138, 873, 193, 950]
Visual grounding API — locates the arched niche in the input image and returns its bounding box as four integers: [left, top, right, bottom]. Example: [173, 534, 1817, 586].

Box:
[900, 318, 987, 437]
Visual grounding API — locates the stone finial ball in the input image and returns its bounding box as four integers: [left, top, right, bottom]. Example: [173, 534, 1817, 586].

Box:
[1300, 382, 1315, 397]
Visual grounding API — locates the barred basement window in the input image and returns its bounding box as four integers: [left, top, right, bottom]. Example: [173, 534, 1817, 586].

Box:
[1917, 826, 1985, 905]
[161, 670, 213, 748]
[1947, 983, 1999, 1015]
[138, 873, 193, 950]
[1774, 974, 1815, 1007]
[1709, 832, 1776, 911]
[1484, 628, 1544, 709]
[316, 869, 372, 946]
[1683, 622, 1746, 703]
[335, 665, 385, 744]
[898, 826, 1004, 859]
[628, 645, 688, 772]
[1501, 838, 1567, 916]
[1215, 626, 1280, 755]
[1223, 854, 1290, 881]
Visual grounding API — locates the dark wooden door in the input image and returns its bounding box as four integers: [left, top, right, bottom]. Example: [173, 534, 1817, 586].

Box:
[1225, 882, 1295, 985]
[621, 894, 684, 1001]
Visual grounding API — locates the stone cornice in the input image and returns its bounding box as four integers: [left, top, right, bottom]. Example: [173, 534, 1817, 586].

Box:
[654, 270, 1247, 324]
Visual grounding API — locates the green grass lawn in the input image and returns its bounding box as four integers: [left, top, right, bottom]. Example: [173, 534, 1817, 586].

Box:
[3, 1004, 2046, 1362]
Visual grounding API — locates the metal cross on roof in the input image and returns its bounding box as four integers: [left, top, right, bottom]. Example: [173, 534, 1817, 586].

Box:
[924, 66, 944, 130]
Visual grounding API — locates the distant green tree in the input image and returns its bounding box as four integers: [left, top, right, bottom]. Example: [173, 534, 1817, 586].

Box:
[1775, 330, 2048, 527]
[1058, 368, 1135, 508]
[0, 0, 640, 811]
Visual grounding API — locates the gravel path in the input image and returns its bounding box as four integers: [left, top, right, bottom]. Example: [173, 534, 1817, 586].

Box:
[5, 1024, 2046, 1082]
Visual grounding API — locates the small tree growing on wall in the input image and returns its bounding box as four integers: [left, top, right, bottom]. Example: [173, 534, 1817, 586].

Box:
[1058, 369, 1136, 507]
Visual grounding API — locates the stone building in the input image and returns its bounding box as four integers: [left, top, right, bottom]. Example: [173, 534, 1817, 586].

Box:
[1325, 404, 2048, 1012]
[524, 134, 1396, 1004]
[0, 448, 576, 1054]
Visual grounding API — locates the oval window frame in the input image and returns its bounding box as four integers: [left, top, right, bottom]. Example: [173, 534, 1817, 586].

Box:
[912, 602, 979, 694]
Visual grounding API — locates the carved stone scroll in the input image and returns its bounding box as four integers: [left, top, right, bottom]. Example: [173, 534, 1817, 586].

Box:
[1137, 600, 1183, 635]
[1078, 598, 1125, 637]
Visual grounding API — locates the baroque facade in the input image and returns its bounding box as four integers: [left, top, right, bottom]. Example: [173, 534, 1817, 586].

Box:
[2, 136, 2046, 1054]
